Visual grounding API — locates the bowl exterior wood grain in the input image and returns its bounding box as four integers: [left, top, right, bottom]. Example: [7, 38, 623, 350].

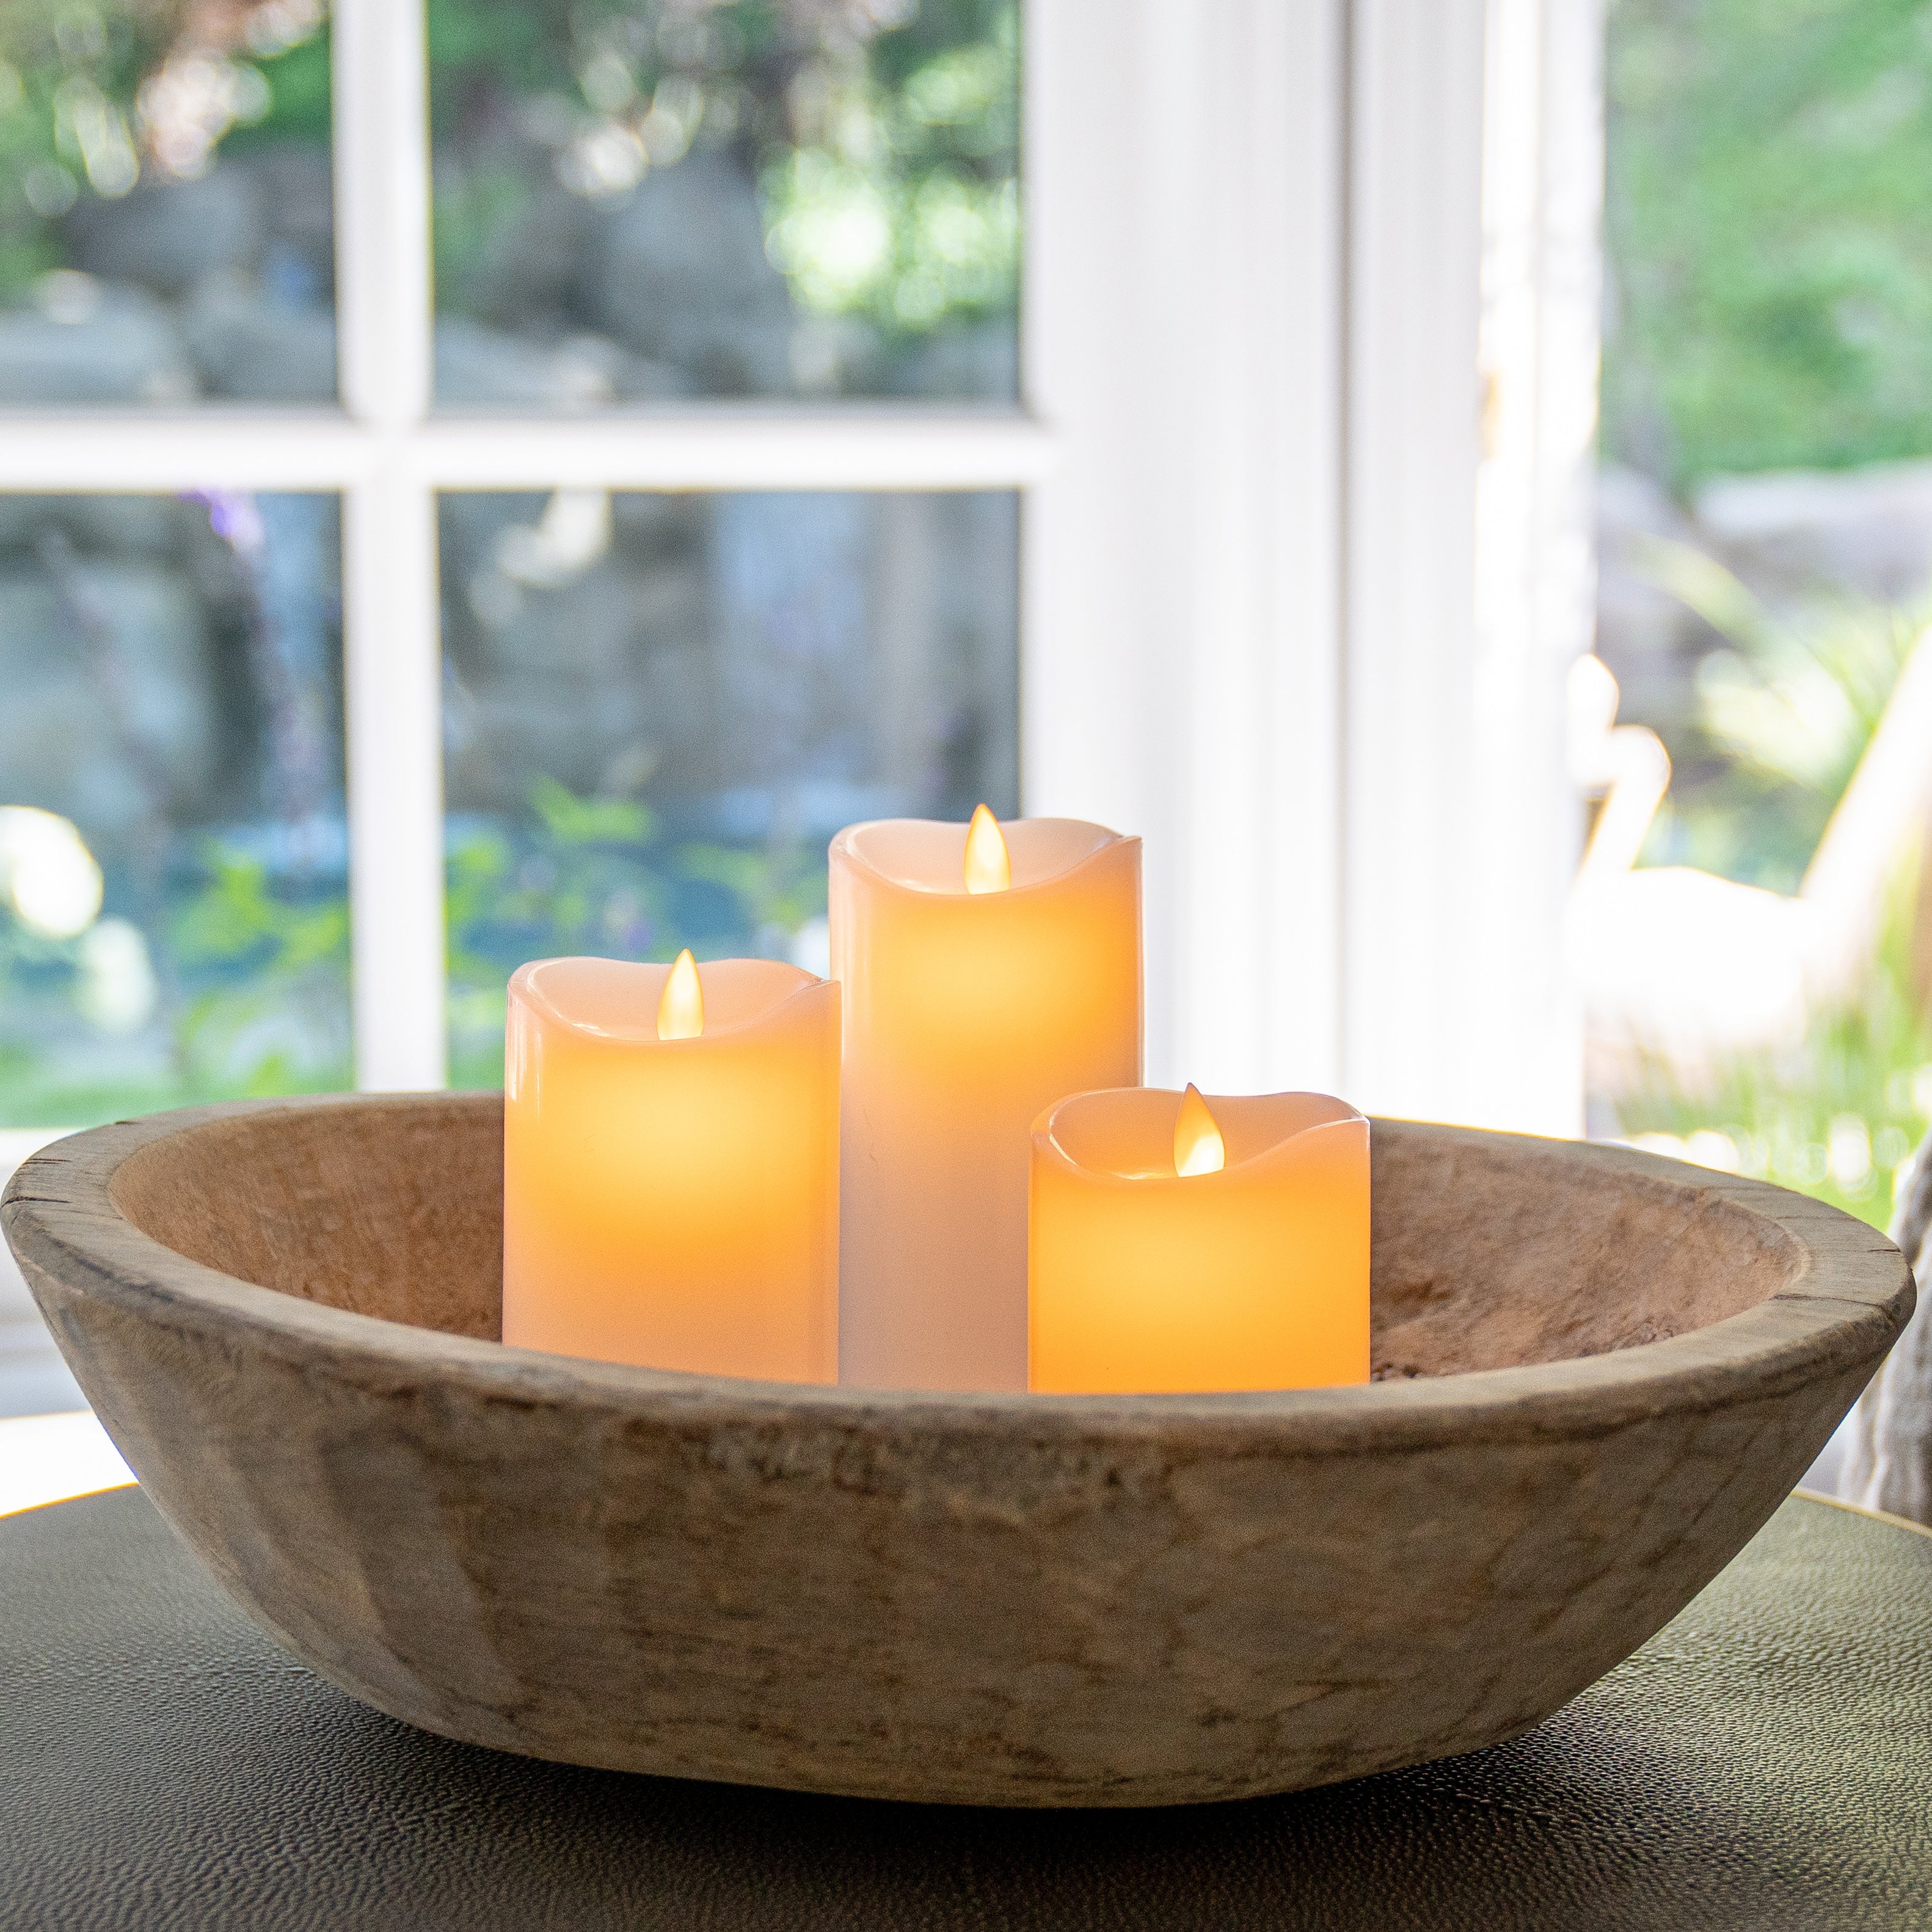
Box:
[2, 1095, 1914, 1807]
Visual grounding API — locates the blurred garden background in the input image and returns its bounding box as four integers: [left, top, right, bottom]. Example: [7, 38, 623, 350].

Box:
[9, 0, 1932, 1248]
[1590, 0, 1932, 1231]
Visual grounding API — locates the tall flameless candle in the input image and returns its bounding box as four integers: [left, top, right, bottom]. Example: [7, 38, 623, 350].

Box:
[831, 812, 1142, 1391]
[503, 953, 838, 1381]
[1028, 1086, 1369, 1393]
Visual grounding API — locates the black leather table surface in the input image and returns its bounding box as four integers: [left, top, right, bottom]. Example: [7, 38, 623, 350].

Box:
[2, 1489, 1930, 1931]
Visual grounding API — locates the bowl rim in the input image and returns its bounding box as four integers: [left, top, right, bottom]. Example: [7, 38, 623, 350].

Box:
[3, 1092, 1914, 1453]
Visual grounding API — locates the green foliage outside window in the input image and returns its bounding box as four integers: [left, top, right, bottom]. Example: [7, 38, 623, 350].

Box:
[1606, 0, 1932, 487]
[447, 783, 829, 1090]
[428, 0, 1018, 354]
[0, 840, 352, 1126]
[1630, 539, 1927, 892]
[0, 2, 329, 307]
[1604, 541, 1932, 1231]
[1603, 1, 1932, 1228]
[1615, 868, 1932, 1226]
[1, 1, 1019, 341]
[2, 784, 827, 1120]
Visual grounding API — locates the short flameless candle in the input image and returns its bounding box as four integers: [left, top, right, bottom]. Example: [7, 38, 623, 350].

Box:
[503, 953, 838, 1381]
[1028, 1086, 1369, 1394]
[831, 812, 1142, 1391]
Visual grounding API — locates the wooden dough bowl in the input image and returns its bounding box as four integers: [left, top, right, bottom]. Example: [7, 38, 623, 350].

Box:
[2, 1095, 1914, 1808]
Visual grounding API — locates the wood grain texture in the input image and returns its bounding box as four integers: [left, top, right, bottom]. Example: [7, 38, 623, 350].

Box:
[1, 1096, 1914, 1807]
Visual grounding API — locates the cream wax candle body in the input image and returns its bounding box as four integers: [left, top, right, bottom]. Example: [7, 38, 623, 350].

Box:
[1029, 1087, 1369, 1394]
[503, 955, 838, 1381]
[831, 816, 1142, 1391]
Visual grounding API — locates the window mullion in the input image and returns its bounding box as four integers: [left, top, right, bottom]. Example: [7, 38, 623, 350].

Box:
[409, 412, 1055, 492]
[332, 0, 433, 429]
[332, 0, 445, 1090]
[343, 472, 448, 1092]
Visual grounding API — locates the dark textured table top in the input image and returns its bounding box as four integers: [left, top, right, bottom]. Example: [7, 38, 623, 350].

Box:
[1, 1487, 1929, 1931]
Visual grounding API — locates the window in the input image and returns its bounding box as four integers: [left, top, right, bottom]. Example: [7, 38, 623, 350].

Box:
[0, 0, 1040, 1117]
[0, 490, 349, 1122]
[440, 486, 1019, 1084]
[1, 0, 1584, 1131]
[2, 1, 1586, 1434]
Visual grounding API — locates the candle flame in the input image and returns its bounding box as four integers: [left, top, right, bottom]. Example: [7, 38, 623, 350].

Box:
[963, 803, 1011, 895]
[1174, 1084, 1226, 1177]
[657, 949, 704, 1040]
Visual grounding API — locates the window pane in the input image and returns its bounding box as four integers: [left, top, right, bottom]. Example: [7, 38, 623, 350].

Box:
[0, 492, 350, 1125]
[1594, 4, 1932, 1229]
[427, 1, 1019, 407]
[443, 488, 1018, 1082]
[0, 5, 335, 406]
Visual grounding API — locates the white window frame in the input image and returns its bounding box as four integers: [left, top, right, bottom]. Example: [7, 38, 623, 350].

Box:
[0, 0, 1592, 1132]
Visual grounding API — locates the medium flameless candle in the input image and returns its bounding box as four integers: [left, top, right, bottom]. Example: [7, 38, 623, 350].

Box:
[503, 953, 838, 1381]
[831, 812, 1142, 1391]
[1028, 1086, 1369, 1394]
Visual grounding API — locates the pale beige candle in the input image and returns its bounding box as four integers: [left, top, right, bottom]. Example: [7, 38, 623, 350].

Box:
[503, 953, 838, 1381]
[830, 812, 1142, 1390]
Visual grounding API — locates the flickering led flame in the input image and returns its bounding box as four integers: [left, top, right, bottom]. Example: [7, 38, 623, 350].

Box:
[1173, 1084, 1226, 1178]
[657, 948, 704, 1040]
[963, 803, 1011, 895]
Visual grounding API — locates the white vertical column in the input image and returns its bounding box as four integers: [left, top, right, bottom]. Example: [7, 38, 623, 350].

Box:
[1341, 0, 1490, 1125]
[332, 0, 433, 429]
[1467, 0, 1603, 1136]
[1023, 0, 1180, 1079]
[1342, 0, 1596, 1134]
[342, 477, 447, 1089]
[332, 0, 447, 1088]
[1024, 0, 1347, 1093]
[1194, 0, 1346, 1098]
[1533, 0, 1605, 1136]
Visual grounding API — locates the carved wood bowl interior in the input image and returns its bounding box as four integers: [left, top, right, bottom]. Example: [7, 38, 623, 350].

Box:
[2, 1093, 1913, 1807]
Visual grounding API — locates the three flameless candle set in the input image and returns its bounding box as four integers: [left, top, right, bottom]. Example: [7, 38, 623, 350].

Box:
[502, 809, 1369, 1394]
